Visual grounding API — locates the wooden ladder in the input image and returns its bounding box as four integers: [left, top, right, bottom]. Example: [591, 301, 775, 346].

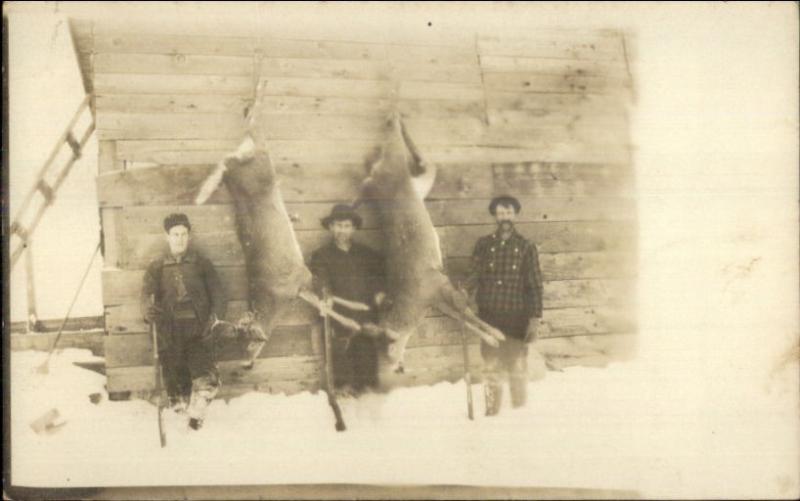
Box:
[9, 94, 96, 331]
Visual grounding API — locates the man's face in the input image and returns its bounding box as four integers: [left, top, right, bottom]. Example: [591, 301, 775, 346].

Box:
[494, 204, 517, 232]
[166, 225, 190, 255]
[330, 219, 355, 246]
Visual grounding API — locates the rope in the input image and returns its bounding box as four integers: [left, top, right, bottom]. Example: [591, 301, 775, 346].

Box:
[44, 241, 102, 358]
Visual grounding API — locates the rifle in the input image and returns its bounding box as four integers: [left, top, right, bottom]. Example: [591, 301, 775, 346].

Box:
[460, 318, 475, 420]
[150, 296, 167, 447]
[321, 289, 346, 432]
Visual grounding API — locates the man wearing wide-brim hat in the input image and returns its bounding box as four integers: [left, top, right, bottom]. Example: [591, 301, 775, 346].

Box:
[464, 195, 544, 416]
[310, 204, 386, 394]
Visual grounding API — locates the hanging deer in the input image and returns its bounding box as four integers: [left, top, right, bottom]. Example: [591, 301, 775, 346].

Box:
[355, 112, 505, 387]
[194, 83, 367, 368]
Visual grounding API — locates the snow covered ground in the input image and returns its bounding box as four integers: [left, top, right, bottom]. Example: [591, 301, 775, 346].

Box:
[10, 345, 798, 499]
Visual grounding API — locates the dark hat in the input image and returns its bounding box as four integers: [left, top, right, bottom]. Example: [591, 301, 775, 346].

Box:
[488, 195, 522, 215]
[163, 213, 192, 233]
[321, 204, 363, 229]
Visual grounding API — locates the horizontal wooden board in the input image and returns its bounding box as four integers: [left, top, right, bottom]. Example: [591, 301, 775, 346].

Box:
[94, 52, 255, 76]
[486, 90, 629, 113]
[94, 72, 487, 101]
[477, 34, 624, 61]
[486, 108, 629, 131]
[94, 73, 255, 96]
[426, 144, 631, 166]
[104, 324, 314, 368]
[492, 162, 636, 197]
[259, 77, 487, 101]
[540, 305, 636, 338]
[106, 355, 321, 393]
[96, 112, 486, 143]
[94, 53, 482, 84]
[96, 94, 486, 119]
[94, 32, 260, 57]
[445, 251, 637, 283]
[479, 55, 627, 76]
[105, 315, 487, 368]
[111, 139, 630, 167]
[92, 32, 478, 64]
[482, 71, 631, 96]
[218, 378, 321, 398]
[259, 58, 482, 84]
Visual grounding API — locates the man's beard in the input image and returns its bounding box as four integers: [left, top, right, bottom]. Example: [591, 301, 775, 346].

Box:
[498, 220, 514, 232]
[334, 234, 352, 246]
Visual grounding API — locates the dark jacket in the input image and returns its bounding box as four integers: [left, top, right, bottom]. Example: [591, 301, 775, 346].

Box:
[140, 247, 227, 329]
[309, 240, 385, 326]
[465, 228, 543, 318]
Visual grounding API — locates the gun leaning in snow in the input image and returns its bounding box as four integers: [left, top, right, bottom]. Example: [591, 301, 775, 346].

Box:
[150, 296, 167, 447]
[460, 318, 475, 420]
[321, 289, 346, 432]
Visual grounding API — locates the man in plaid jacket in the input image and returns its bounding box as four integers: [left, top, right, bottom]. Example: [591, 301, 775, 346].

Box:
[464, 195, 544, 416]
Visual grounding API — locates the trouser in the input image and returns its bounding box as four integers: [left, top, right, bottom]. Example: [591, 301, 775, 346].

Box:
[159, 315, 220, 420]
[331, 331, 379, 392]
[478, 311, 530, 415]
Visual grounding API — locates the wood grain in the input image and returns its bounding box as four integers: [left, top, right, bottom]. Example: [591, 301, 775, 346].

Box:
[104, 324, 314, 368]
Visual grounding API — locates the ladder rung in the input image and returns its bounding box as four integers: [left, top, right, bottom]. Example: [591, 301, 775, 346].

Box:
[66, 132, 82, 158]
[10, 222, 28, 240]
[37, 180, 55, 205]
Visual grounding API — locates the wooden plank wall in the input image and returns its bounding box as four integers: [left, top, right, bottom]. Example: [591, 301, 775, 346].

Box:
[77, 25, 637, 396]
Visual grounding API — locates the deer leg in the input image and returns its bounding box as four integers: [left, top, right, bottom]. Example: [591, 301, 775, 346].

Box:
[399, 117, 430, 177]
[435, 301, 502, 348]
[331, 296, 371, 312]
[351, 147, 383, 209]
[460, 307, 506, 343]
[236, 309, 278, 369]
[437, 281, 506, 343]
[297, 291, 362, 333]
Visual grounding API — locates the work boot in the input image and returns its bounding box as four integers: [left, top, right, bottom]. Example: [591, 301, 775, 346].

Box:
[188, 418, 203, 430]
[484, 383, 503, 416]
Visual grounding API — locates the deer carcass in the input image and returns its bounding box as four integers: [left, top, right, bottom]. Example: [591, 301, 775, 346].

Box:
[356, 113, 505, 386]
[194, 103, 365, 368]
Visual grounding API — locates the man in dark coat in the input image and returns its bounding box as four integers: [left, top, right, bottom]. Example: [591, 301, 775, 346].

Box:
[309, 204, 386, 394]
[465, 196, 544, 416]
[140, 213, 227, 430]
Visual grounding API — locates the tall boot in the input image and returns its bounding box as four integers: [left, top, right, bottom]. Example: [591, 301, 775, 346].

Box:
[484, 382, 503, 416]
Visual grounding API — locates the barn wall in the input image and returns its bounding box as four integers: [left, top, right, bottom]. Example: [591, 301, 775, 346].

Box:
[75, 24, 637, 396]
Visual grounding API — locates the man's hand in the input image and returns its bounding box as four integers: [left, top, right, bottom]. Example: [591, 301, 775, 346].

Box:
[374, 291, 386, 307]
[144, 304, 163, 324]
[524, 318, 542, 343]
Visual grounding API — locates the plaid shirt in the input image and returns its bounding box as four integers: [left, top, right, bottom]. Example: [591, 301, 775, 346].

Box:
[465, 229, 543, 318]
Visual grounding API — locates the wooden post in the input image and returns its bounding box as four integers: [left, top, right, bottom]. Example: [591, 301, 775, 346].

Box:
[98, 140, 121, 174]
[24, 240, 41, 332]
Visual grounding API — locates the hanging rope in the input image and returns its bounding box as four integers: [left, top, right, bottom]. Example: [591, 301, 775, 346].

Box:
[37, 241, 102, 374]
